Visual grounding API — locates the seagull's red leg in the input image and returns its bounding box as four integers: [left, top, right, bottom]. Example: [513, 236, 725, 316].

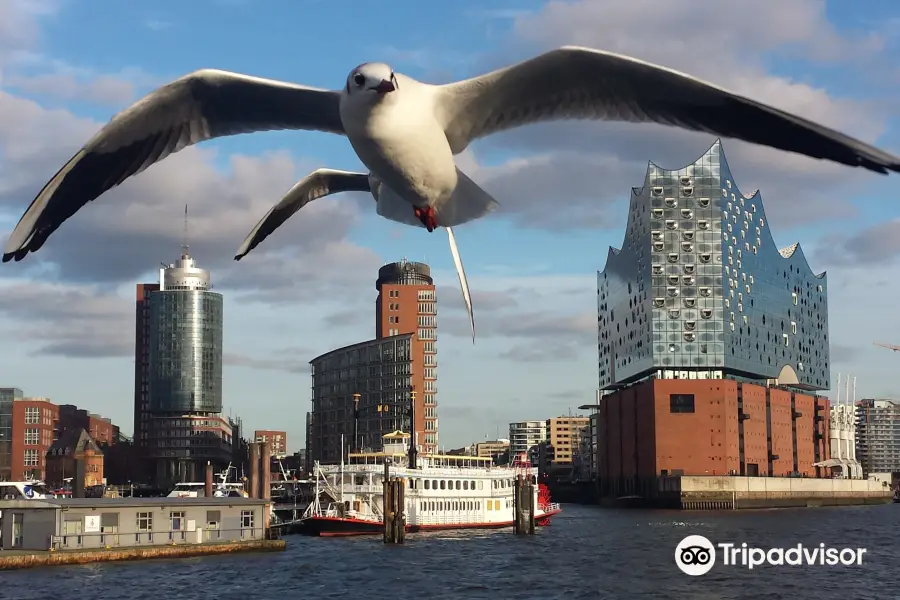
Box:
[413, 206, 439, 232]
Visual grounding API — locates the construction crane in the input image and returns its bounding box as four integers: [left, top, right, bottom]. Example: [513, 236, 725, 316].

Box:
[873, 342, 900, 352]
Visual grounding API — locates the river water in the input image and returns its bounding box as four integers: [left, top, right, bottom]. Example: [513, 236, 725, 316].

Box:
[3, 503, 895, 599]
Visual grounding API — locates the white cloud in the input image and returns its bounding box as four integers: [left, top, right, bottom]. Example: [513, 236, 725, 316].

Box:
[449, 0, 896, 231]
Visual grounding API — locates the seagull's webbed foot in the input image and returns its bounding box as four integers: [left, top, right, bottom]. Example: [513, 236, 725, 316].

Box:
[413, 206, 438, 232]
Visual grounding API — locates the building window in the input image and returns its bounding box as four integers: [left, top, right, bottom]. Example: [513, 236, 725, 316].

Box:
[240, 510, 255, 537]
[170, 511, 186, 540]
[136, 511, 153, 542]
[23, 449, 38, 466]
[24, 429, 40, 445]
[670, 394, 695, 414]
[24, 407, 39, 424]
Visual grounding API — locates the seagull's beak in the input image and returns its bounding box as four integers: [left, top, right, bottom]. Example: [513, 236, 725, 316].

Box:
[373, 79, 395, 94]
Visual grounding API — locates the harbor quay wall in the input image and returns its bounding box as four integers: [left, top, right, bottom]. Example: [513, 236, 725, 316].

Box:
[0, 539, 286, 571]
[665, 475, 893, 509]
[586, 475, 893, 510]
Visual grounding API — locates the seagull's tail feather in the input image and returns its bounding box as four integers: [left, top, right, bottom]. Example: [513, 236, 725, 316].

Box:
[447, 226, 475, 343]
[436, 168, 499, 228]
[375, 186, 428, 228]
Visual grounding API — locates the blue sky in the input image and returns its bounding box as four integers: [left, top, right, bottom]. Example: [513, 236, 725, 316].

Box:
[0, 0, 899, 452]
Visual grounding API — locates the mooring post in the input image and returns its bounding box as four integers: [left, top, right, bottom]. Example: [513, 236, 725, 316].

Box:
[398, 477, 406, 543]
[383, 464, 391, 543]
[513, 475, 521, 534]
[527, 478, 536, 535]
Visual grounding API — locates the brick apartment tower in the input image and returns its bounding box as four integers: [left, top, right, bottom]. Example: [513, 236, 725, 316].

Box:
[374, 260, 438, 453]
[133, 283, 159, 462]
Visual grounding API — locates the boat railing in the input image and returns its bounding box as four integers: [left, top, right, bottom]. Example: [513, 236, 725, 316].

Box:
[541, 502, 561, 512]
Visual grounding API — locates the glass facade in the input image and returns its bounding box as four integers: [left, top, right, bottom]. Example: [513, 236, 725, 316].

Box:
[598, 140, 829, 391]
[0, 387, 23, 480]
[309, 335, 414, 464]
[148, 290, 224, 413]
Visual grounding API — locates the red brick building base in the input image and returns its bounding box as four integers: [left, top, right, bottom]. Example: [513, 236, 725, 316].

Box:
[596, 379, 830, 499]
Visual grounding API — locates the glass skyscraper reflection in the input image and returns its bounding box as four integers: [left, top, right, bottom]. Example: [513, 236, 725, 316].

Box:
[597, 140, 829, 392]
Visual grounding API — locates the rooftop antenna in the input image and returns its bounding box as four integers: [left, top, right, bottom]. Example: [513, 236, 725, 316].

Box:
[181, 204, 190, 256]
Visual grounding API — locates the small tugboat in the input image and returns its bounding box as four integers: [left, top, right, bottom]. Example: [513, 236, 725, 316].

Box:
[300, 432, 561, 537]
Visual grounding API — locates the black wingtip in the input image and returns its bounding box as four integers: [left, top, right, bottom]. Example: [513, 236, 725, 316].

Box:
[233, 255, 243, 262]
[1, 253, 12, 263]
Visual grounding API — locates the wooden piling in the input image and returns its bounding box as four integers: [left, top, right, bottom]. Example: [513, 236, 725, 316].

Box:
[527, 477, 535, 535]
[383, 462, 393, 544]
[513, 474, 535, 535]
[382, 467, 405, 544]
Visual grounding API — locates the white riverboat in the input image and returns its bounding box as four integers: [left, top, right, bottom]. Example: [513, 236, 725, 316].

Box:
[300, 431, 561, 536]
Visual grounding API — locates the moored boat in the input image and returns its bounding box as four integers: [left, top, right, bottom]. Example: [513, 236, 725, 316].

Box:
[300, 431, 561, 537]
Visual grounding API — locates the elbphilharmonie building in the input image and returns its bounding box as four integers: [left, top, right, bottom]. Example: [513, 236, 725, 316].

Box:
[597, 140, 829, 392]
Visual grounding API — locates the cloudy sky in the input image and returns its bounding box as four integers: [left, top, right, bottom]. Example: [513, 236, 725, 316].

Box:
[1, 0, 899, 452]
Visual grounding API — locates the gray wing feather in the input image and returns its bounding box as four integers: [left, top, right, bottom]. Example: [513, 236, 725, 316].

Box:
[435, 46, 900, 174]
[234, 169, 370, 260]
[4, 69, 345, 262]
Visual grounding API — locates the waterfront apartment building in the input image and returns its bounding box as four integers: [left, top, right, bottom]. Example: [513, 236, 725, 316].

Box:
[308, 334, 418, 464]
[254, 430, 288, 457]
[597, 139, 829, 392]
[546, 416, 590, 465]
[508, 421, 547, 459]
[138, 246, 231, 485]
[307, 260, 438, 465]
[856, 399, 900, 474]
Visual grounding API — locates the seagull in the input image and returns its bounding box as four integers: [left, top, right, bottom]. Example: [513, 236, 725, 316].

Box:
[5, 45, 900, 263]
[233, 168, 476, 342]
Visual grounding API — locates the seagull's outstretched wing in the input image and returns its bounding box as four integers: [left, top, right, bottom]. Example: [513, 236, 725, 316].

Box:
[235, 168, 370, 260]
[434, 46, 900, 174]
[446, 227, 475, 343]
[5, 70, 345, 262]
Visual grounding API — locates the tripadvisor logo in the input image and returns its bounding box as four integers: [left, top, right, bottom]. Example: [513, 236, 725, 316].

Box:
[675, 535, 867, 575]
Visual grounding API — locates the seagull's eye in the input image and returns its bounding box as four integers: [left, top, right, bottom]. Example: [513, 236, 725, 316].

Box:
[353, 74, 365, 86]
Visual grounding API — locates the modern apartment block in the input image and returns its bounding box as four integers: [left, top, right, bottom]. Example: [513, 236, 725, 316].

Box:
[546, 416, 590, 465]
[856, 399, 900, 474]
[508, 421, 547, 459]
[308, 334, 418, 464]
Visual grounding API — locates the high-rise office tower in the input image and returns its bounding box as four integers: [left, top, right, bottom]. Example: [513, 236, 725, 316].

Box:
[138, 237, 230, 485]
